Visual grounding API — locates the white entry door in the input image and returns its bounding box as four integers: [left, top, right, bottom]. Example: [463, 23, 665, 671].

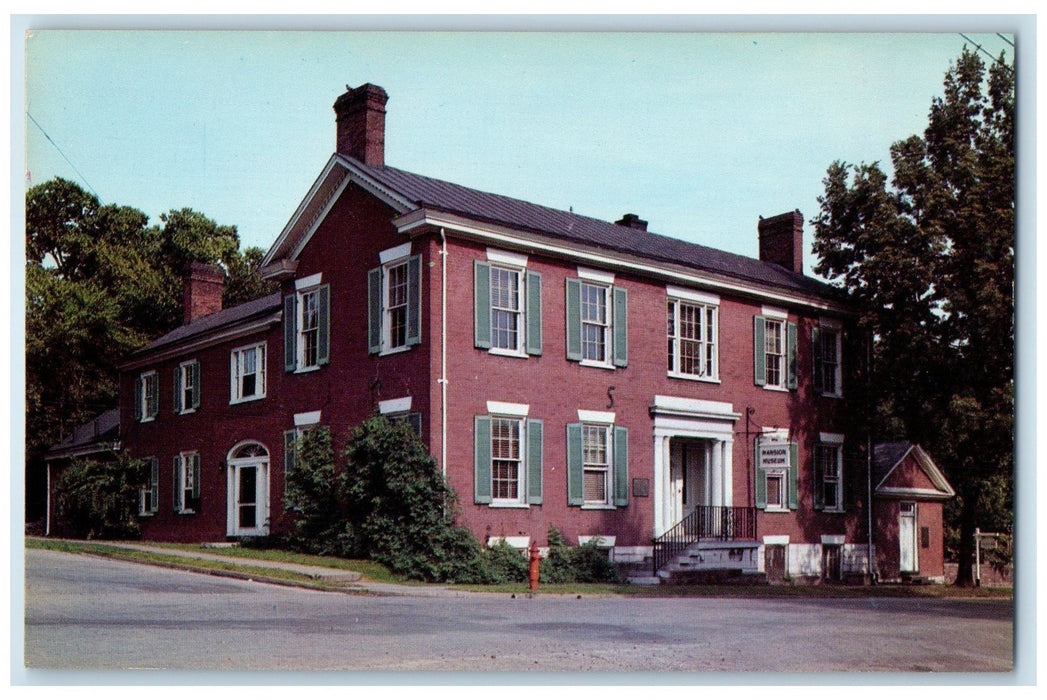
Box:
[899, 501, 917, 573]
[227, 442, 270, 537]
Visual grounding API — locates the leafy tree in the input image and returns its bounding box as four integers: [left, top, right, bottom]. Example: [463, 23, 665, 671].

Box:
[24, 178, 275, 521]
[54, 453, 149, 539]
[812, 48, 1014, 585]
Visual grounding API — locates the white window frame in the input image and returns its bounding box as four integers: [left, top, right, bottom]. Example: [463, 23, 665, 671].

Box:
[177, 361, 196, 415]
[763, 318, 786, 390]
[764, 468, 788, 512]
[490, 415, 526, 507]
[382, 257, 410, 354]
[581, 421, 613, 508]
[667, 297, 719, 381]
[579, 281, 612, 368]
[817, 323, 843, 398]
[139, 370, 157, 422]
[489, 264, 526, 356]
[296, 286, 322, 371]
[174, 451, 198, 515]
[230, 342, 267, 404]
[816, 441, 844, 512]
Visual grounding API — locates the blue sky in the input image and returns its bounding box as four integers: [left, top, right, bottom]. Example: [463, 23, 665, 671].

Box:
[23, 29, 1013, 274]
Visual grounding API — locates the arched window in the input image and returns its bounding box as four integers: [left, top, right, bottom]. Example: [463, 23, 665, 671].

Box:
[229, 441, 269, 461]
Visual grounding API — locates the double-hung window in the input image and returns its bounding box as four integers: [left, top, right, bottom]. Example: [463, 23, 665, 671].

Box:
[134, 371, 159, 422]
[813, 322, 843, 397]
[567, 413, 629, 508]
[474, 404, 543, 506]
[814, 435, 844, 512]
[368, 244, 422, 355]
[473, 250, 542, 357]
[667, 291, 719, 380]
[174, 360, 200, 414]
[754, 310, 797, 390]
[231, 343, 266, 403]
[377, 397, 422, 436]
[172, 451, 201, 514]
[284, 275, 330, 373]
[139, 457, 159, 516]
[566, 269, 627, 368]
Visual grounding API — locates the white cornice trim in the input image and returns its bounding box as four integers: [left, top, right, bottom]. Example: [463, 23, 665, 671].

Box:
[119, 313, 281, 370]
[875, 487, 954, 500]
[395, 210, 849, 314]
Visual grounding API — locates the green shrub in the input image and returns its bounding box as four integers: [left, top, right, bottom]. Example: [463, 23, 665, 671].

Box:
[539, 526, 620, 584]
[54, 454, 148, 540]
[482, 540, 529, 584]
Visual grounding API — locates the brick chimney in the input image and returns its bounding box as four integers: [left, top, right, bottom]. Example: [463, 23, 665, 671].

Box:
[333, 83, 389, 166]
[758, 210, 804, 274]
[183, 262, 224, 324]
[616, 213, 648, 231]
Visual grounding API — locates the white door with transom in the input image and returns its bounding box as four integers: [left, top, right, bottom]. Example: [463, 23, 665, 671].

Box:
[227, 441, 270, 537]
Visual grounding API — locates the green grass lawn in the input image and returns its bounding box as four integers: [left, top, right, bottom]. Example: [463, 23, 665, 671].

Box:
[26, 537, 1012, 599]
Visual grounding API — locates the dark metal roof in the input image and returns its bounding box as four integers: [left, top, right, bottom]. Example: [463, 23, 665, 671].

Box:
[132, 292, 282, 356]
[46, 408, 120, 460]
[873, 442, 915, 485]
[351, 158, 842, 300]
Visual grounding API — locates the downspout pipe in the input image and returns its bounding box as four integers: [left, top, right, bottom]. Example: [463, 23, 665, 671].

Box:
[438, 228, 448, 479]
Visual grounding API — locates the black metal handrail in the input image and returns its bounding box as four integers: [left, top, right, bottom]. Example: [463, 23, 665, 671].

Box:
[652, 505, 757, 575]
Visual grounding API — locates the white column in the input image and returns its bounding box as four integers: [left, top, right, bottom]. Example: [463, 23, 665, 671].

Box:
[722, 439, 734, 508]
[711, 439, 723, 508]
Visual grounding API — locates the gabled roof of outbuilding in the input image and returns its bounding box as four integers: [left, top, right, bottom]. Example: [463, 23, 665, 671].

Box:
[873, 442, 956, 500]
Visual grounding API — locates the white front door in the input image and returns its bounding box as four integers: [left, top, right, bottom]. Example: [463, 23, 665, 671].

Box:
[899, 501, 917, 573]
[228, 460, 269, 537]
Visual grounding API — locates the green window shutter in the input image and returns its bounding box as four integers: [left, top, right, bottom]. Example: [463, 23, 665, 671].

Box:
[811, 327, 824, 394]
[525, 270, 542, 356]
[612, 287, 629, 368]
[150, 458, 159, 513]
[172, 456, 181, 512]
[283, 429, 297, 478]
[283, 294, 297, 371]
[173, 367, 183, 413]
[565, 279, 582, 361]
[786, 322, 798, 390]
[566, 423, 583, 506]
[317, 284, 331, 365]
[147, 374, 159, 417]
[406, 254, 422, 346]
[754, 441, 766, 509]
[813, 446, 824, 511]
[526, 418, 543, 504]
[753, 316, 767, 386]
[788, 442, 799, 510]
[613, 426, 629, 506]
[473, 261, 491, 349]
[133, 377, 142, 421]
[367, 267, 382, 354]
[407, 412, 423, 436]
[190, 361, 201, 409]
[474, 416, 492, 504]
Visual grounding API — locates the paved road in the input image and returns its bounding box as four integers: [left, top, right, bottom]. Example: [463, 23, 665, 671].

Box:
[23, 549, 1013, 673]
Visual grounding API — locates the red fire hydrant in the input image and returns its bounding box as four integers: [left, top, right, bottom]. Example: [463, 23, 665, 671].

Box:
[528, 540, 541, 592]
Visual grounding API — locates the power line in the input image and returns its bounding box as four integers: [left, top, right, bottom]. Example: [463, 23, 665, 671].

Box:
[959, 33, 1014, 74]
[996, 34, 1015, 48]
[26, 110, 100, 199]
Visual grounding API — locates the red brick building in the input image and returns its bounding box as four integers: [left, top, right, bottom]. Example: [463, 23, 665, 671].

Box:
[112, 83, 951, 581]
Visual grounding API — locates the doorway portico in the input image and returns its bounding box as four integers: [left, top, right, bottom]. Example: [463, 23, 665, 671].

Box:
[650, 395, 741, 537]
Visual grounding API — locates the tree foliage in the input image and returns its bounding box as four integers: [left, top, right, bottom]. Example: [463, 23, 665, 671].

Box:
[25, 178, 277, 518]
[812, 49, 1014, 585]
[54, 453, 149, 540]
